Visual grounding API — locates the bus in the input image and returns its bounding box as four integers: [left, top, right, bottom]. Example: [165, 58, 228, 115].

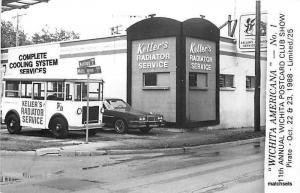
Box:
[1, 79, 104, 138]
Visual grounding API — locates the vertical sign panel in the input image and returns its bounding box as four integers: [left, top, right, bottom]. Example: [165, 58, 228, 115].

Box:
[131, 37, 177, 122]
[186, 37, 216, 121]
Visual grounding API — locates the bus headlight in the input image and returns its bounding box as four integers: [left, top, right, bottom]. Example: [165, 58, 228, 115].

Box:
[76, 108, 82, 115]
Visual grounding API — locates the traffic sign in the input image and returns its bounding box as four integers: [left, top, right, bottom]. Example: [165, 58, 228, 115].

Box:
[86, 66, 102, 74]
[78, 58, 96, 67]
[77, 66, 101, 75]
[77, 67, 87, 74]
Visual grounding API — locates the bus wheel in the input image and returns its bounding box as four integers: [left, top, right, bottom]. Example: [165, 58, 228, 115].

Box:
[114, 119, 128, 134]
[50, 117, 69, 139]
[6, 114, 22, 134]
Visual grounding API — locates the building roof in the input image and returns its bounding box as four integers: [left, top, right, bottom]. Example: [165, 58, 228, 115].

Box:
[2, 0, 49, 12]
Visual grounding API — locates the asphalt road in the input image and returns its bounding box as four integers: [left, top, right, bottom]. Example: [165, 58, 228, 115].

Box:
[0, 140, 264, 193]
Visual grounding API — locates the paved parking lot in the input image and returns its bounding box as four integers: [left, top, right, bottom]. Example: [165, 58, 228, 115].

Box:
[0, 125, 265, 152]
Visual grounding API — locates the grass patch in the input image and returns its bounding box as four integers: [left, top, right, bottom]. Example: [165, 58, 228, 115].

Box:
[0, 136, 64, 151]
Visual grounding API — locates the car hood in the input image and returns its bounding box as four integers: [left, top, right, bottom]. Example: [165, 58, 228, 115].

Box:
[113, 108, 161, 116]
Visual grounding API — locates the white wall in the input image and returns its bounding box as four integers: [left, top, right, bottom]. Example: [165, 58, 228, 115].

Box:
[215, 54, 266, 129]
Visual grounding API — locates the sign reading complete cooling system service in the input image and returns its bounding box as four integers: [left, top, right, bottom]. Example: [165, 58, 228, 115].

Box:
[6, 44, 60, 78]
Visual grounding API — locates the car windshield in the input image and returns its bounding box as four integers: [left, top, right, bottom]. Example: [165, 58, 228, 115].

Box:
[107, 99, 129, 109]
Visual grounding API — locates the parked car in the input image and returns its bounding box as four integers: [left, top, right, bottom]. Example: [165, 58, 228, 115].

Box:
[102, 98, 165, 134]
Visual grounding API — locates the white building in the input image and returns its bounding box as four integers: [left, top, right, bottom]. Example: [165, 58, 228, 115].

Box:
[1, 28, 267, 129]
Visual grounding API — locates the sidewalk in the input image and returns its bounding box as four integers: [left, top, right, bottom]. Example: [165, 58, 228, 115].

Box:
[0, 126, 265, 156]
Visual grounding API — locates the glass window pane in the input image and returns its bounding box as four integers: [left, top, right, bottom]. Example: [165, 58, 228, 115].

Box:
[5, 81, 20, 97]
[66, 84, 73, 101]
[197, 73, 208, 88]
[21, 82, 32, 98]
[220, 74, 234, 88]
[219, 75, 225, 87]
[189, 73, 197, 87]
[33, 83, 45, 100]
[251, 77, 255, 88]
[246, 76, 255, 88]
[144, 73, 157, 86]
[75, 84, 81, 101]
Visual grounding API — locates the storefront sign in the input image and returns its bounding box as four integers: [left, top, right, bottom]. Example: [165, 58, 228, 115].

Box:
[186, 38, 216, 72]
[239, 13, 267, 51]
[8, 50, 58, 74]
[6, 44, 60, 79]
[132, 37, 176, 71]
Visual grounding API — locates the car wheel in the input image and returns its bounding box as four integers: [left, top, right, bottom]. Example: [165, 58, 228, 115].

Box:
[50, 117, 69, 138]
[84, 129, 97, 136]
[6, 114, 22, 134]
[114, 119, 128, 134]
[140, 127, 152, 134]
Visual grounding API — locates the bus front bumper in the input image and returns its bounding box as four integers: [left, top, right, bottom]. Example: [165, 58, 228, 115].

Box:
[69, 123, 105, 131]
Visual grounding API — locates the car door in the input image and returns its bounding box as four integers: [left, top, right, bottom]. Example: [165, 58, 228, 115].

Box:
[102, 101, 115, 126]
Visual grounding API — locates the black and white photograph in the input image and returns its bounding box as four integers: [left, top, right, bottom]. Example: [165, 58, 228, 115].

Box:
[0, 0, 299, 192]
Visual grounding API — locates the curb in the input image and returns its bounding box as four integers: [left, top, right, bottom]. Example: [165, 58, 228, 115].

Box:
[0, 137, 265, 157]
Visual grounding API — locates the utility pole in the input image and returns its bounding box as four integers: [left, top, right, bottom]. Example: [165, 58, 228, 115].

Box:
[12, 12, 26, 47]
[254, 0, 261, 132]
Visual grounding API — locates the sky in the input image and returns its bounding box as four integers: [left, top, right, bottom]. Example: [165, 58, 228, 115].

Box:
[1, 0, 270, 40]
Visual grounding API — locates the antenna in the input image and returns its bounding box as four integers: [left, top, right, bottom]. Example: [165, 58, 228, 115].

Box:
[147, 14, 156, 18]
[110, 25, 123, 35]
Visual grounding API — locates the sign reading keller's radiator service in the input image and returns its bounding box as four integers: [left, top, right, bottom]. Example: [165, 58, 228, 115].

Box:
[132, 37, 176, 71]
[186, 38, 216, 72]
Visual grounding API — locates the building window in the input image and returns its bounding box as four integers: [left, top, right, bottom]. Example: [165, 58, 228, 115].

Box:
[144, 73, 157, 86]
[246, 76, 255, 89]
[219, 74, 234, 88]
[189, 72, 208, 89]
[5, 81, 20, 98]
[143, 72, 170, 90]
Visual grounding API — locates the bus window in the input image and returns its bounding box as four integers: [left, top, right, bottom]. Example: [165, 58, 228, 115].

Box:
[33, 82, 45, 100]
[47, 81, 64, 101]
[74, 82, 102, 101]
[75, 83, 81, 101]
[21, 81, 32, 98]
[5, 81, 20, 98]
[65, 83, 73, 101]
[82, 82, 101, 101]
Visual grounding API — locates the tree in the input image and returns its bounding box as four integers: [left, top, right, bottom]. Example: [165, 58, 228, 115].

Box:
[1, 21, 80, 48]
[32, 27, 80, 44]
[1, 20, 30, 48]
